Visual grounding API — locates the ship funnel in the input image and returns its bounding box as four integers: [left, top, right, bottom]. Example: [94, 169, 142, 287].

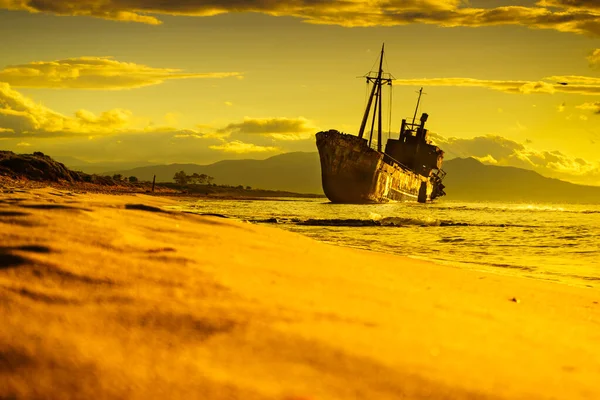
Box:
[417, 113, 429, 141]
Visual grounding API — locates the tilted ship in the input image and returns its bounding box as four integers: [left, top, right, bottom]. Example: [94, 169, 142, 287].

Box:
[316, 44, 446, 203]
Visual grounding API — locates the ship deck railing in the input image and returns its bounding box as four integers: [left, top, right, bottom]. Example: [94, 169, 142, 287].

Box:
[381, 153, 412, 172]
[382, 152, 447, 181]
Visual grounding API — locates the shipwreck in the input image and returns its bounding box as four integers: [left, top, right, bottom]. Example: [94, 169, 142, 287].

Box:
[316, 44, 446, 203]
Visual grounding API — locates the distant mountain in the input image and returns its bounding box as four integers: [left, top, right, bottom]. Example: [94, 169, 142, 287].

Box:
[109, 152, 600, 203]
[108, 152, 324, 194]
[443, 157, 600, 203]
[53, 156, 155, 175]
[52, 155, 91, 167]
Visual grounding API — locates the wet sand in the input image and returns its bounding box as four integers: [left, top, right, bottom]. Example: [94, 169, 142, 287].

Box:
[1, 187, 599, 399]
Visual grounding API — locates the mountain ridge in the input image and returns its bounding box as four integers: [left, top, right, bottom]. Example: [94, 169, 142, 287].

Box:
[102, 152, 600, 203]
[105, 152, 322, 194]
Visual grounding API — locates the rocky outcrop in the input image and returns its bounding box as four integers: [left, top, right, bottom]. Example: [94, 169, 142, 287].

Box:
[0, 151, 89, 182]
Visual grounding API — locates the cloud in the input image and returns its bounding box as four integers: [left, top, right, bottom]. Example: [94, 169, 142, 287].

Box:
[472, 154, 498, 164]
[588, 49, 600, 68]
[1, 81, 78, 135]
[75, 108, 132, 126]
[576, 101, 600, 113]
[545, 75, 600, 85]
[216, 117, 318, 141]
[0, 82, 168, 136]
[0, 85, 312, 161]
[209, 140, 280, 154]
[537, 1, 600, 12]
[2, 128, 307, 165]
[0, 0, 163, 24]
[1, 1, 600, 36]
[192, 131, 232, 140]
[164, 112, 181, 126]
[434, 133, 600, 184]
[431, 134, 526, 160]
[0, 57, 242, 90]
[394, 76, 600, 95]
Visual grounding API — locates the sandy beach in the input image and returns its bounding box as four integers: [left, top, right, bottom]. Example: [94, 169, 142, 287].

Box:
[1, 187, 599, 399]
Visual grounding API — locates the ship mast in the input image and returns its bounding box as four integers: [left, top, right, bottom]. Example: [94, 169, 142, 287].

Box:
[357, 44, 393, 152]
[411, 87, 425, 125]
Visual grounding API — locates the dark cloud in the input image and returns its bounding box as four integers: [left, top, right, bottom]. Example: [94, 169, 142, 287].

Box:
[1, 0, 599, 35]
[538, 0, 600, 12]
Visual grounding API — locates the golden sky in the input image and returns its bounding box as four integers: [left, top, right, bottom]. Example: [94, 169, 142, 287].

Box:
[0, 0, 599, 184]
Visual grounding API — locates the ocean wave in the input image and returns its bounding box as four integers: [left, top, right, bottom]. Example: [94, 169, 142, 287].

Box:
[439, 237, 466, 243]
[434, 204, 600, 214]
[458, 260, 535, 272]
[295, 217, 442, 227]
[251, 217, 534, 228]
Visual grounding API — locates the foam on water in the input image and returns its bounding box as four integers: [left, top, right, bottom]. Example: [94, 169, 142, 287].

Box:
[176, 198, 600, 288]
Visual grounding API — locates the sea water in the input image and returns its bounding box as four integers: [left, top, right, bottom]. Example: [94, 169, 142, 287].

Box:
[171, 198, 600, 288]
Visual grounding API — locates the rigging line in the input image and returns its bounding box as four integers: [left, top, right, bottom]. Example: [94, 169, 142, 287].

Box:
[384, 55, 391, 79]
[368, 82, 381, 149]
[383, 85, 387, 142]
[366, 51, 379, 76]
[388, 84, 393, 141]
[383, 53, 395, 81]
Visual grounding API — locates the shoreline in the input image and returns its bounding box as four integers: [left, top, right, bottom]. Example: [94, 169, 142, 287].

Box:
[1, 187, 599, 399]
[169, 196, 599, 291]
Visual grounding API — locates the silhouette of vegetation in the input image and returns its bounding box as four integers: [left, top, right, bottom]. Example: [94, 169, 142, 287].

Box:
[161, 180, 323, 198]
[128, 176, 138, 183]
[190, 173, 214, 185]
[173, 171, 214, 185]
[173, 170, 188, 185]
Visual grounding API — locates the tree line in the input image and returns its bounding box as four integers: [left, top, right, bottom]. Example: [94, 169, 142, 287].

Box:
[173, 171, 215, 185]
[111, 174, 138, 183]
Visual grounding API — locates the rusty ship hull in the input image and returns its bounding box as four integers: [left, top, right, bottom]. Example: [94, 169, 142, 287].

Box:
[316, 130, 437, 203]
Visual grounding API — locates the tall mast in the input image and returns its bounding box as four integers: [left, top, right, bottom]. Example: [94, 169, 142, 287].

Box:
[377, 49, 384, 152]
[358, 44, 385, 140]
[411, 87, 425, 125]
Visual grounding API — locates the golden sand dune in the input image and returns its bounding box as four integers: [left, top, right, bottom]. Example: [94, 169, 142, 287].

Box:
[1, 188, 599, 399]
